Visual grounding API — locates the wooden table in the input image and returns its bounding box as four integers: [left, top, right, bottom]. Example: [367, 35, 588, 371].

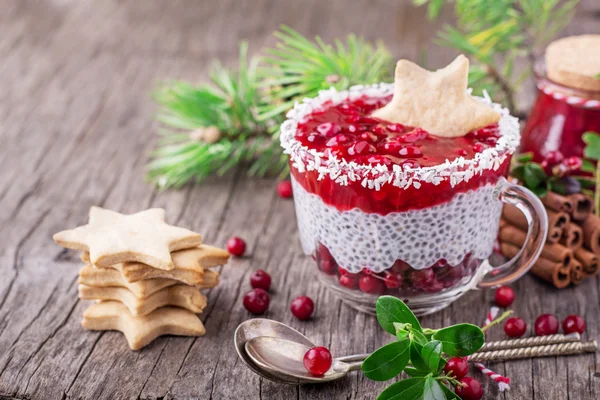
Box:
[1, 1, 599, 399]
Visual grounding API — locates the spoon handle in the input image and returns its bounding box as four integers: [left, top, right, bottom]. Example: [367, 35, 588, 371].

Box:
[337, 353, 371, 363]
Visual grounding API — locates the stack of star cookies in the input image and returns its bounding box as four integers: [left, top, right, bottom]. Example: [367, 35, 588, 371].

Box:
[53, 207, 229, 350]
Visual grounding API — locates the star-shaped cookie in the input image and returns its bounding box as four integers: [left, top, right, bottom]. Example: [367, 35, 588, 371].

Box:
[78, 265, 219, 299]
[372, 55, 501, 138]
[82, 301, 206, 350]
[79, 284, 207, 316]
[81, 245, 229, 285]
[53, 207, 202, 270]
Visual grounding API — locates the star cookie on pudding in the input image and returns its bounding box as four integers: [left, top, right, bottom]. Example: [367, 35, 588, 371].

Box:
[371, 55, 500, 138]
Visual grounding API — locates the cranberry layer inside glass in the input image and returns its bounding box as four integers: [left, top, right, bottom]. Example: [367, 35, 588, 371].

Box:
[521, 60, 600, 162]
[281, 85, 548, 315]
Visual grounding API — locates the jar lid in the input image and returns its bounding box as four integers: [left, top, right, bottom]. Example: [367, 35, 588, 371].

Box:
[546, 35, 600, 92]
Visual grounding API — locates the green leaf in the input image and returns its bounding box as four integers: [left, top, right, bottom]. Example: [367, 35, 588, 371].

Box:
[376, 296, 422, 335]
[421, 340, 442, 372]
[511, 164, 525, 181]
[515, 152, 534, 163]
[423, 376, 447, 400]
[409, 341, 430, 372]
[523, 163, 547, 189]
[432, 323, 485, 356]
[532, 185, 548, 198]
[377, 377, 426, 400]
[583, 131, 600, 160]
[396, 329, 409, 341]
[409, 328, 428, 346]
[362, 339, 411, 381]
[581, 159, 597, 174]
[440, 383, 460, 399]
[404, 367, 430, 377]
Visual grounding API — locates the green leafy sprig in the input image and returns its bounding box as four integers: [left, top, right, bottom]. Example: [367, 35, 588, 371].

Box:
[511, 152, 585, 198]
[362, 296, 485, 399]
[413, 0, 579, 114]
[582, 131, 600, 216]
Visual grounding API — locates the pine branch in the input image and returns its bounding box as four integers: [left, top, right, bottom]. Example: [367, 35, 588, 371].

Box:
[415, 0, 580, 113]
[258, 26, 394, 125]
[148, 42, 278, 189]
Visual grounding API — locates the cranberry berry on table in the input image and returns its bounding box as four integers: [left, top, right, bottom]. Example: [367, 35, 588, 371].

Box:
[504, 317, 527, 338]
[562, 315, 586, 334]
[227, 236, 246, 256]
[243, 288, 270, 314]
[277, 180, 293, 199]
[534, 314, 559, 336]
[494, 286, 514, 307]
[250, 269, 271, 291]
[291, 296, 314, 320]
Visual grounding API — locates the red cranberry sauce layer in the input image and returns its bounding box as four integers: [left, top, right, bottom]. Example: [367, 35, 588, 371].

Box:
[292, 95, 509, 214]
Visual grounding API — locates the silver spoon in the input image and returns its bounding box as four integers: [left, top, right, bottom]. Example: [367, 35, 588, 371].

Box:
[234, 318, 316, 384]
[245, 336, 363, 384]
[234, 318, 369, 384]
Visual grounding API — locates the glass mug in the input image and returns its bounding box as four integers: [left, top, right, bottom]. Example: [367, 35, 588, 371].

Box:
[281, 84, 548, 315]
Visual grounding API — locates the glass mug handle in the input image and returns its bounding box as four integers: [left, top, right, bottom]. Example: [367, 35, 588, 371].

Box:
[477, 178, 549, 288]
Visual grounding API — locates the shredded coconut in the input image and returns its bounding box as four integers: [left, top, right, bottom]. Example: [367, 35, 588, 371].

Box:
[280, 84, 520, 191]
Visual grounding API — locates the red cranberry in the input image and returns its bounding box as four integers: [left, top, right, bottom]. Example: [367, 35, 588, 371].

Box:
[386, 123, 405, 133]
[320, 260, 337, 275]
[398, 145, 423, 158]
[544, 150, 564, 166]
[534, 314, 559, 336]
[316, 122, 340, 137]
[243, 288, 269, 314]
[338, 267, 356, 276]
[391, 260, 411, 273]
[444, 357, 468, 379]
[339, 274, 358, 289]
[250, 270, 271, 291]
[411, 268, 434, 287]
[563, 156, 582, 173]
[383, 271, 403, 289]
[276, 180, 293, 199]
[562, 315, 586, 334]
[303, 346, 332, 376]
[347, 140, 374, 156]
[317, 243, 334, 262]
[358, 275, 386, 294]
[504, 317, 527, 338]
[290, 296, 314, 320]
[325, 134, 350, 147]
[472, 143, 485, 153]
[540, 160, 553, 175]
[455, 377, 484, 400]
[227, 237, 246, 256]
[494, 286, 515, 307]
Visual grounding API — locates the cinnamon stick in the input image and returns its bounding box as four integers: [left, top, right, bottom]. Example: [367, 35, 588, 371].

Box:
[570, 259, 584, 285]
[541, 191, 573, 214]
[502, 205, 568, 244]
[568, 193, 593, 221]
[574, 247, 599, 276]
[500, 242, 571, 288]
[581, 214, 600, 254]
[560, 223, 583, 250]
[499, 224, 573, 266]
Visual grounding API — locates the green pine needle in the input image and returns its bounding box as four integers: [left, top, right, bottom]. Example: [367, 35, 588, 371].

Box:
[258, 26, 394, 124]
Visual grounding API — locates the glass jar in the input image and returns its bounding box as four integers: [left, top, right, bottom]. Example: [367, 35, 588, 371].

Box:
[281, 84, 548, 315]
[521, 60, 600, 162]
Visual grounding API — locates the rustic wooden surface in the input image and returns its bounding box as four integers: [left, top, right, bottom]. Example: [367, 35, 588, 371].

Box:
[1, 1, 599, 399]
